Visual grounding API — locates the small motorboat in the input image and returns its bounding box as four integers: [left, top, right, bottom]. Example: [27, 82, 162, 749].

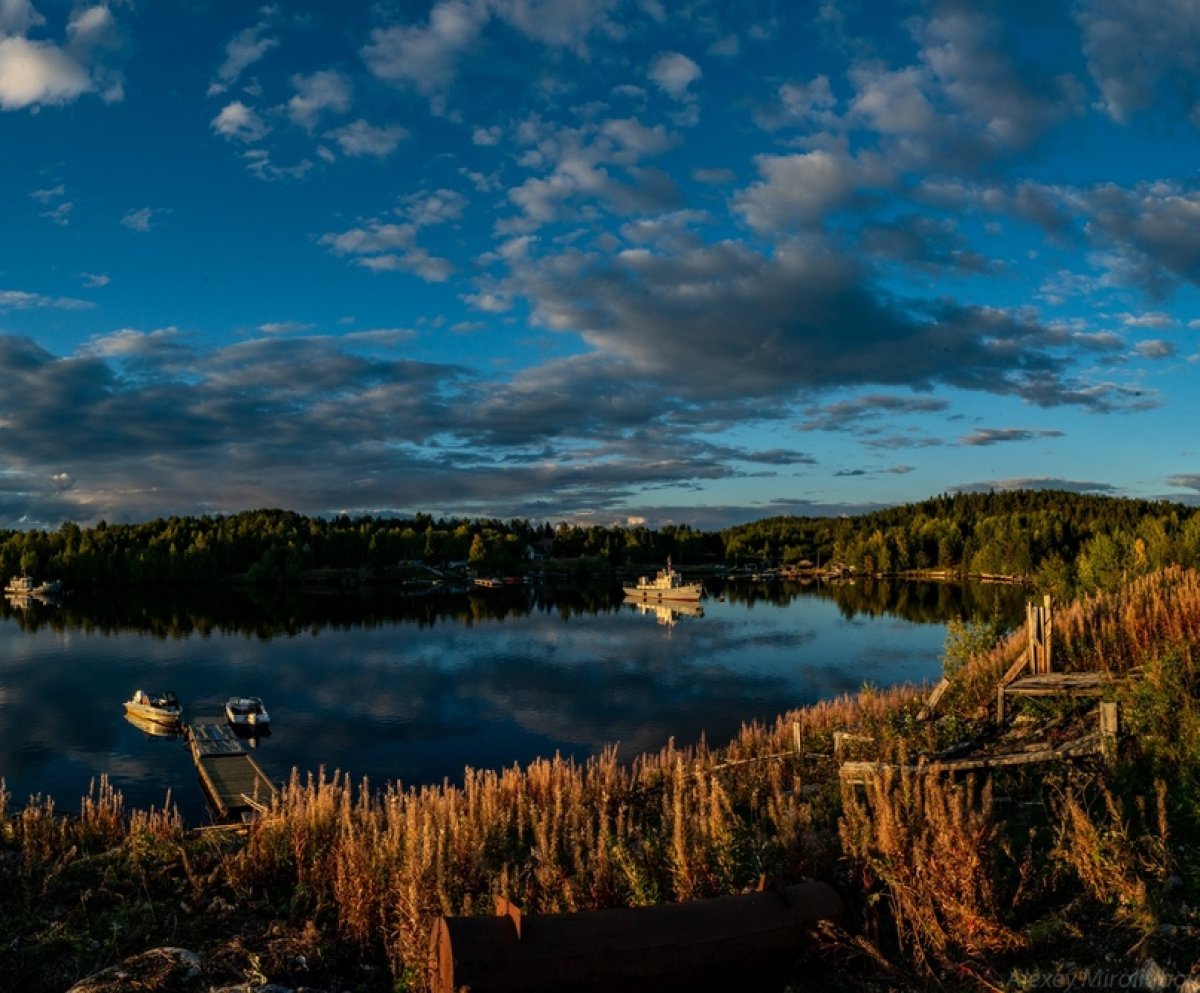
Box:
[123, 689, 182, 728]
[226, 696, 270, 728]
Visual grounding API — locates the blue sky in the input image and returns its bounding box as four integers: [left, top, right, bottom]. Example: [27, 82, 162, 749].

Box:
[2, 0, 1200, 530]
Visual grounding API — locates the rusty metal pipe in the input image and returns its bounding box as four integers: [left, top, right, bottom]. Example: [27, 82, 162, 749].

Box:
[429, 880, 843, 993]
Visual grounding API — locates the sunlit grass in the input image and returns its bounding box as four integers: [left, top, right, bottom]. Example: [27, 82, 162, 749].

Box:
[3, 568, 1200, 991]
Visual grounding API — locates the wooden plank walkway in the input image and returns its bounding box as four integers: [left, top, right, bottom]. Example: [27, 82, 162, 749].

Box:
[997, 671, 1125, 723]
[187, 722, 277, 821]
[839, 730, 1106, 785]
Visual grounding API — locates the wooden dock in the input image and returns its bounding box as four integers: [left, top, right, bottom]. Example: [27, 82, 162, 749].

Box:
[187, 722, 277, 821]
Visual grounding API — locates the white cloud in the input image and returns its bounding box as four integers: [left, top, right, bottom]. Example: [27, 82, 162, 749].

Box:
[0, 0, 44, 35]
[465, 291, 511, 313]
[1076, 0, 1200, 123]
[80, 272, 110, 288]
[850, 65, 934, 136]
[735, 149, 889, 233]
[648, 51, 701, 101]
[209, 14, 279, 96]
[0, 36, 90, 110]
[259, 321, 315, 335]
[120, 207, 163, 232]
[321, 222, 416, 257]
[503, 117, 680, 230]
[321, 198, 462, 283]
[490, 0, 619, 51]
[211, 100, 269, 143]
[0, 288, 92, 310]
[1121, 311, 1173, 328]
[30, 183, 64, 203]
[362, 0, 488, 95]
[1134, 339, 1175, 358]
[359, 250, 454, 282]
[472, 124, 502, 146]
[67, 5, 116, 52]
[288, 69, 351, 130]
[402, 188, 468, 226]
[326, 118, 407, 158]
[40, 200, 73, 225]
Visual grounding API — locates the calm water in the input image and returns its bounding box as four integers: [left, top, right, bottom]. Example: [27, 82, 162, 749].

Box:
[0, 579, 1024, 824]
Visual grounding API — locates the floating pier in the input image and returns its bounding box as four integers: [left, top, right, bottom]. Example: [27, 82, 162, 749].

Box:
[186, 722, 277, 821]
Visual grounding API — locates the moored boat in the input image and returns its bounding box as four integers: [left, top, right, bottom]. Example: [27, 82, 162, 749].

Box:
[226, 696, 270, 728]
[5, 577, 63, 595]
[123, 689, 182, 728]
[622, 557, 704, 602]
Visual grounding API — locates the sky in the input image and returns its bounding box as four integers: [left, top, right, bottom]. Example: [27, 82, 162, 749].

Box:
[2, 0, 1200, 531]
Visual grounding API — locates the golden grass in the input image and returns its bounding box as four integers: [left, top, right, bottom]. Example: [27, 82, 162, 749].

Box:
[5, 568, 1200, 990]
[840, 769, 1026, 976]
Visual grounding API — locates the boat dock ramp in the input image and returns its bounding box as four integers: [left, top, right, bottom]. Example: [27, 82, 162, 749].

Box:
[186, 722, 277, 822]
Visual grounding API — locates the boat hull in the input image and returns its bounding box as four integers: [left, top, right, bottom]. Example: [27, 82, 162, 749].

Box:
[622, 585, 704, 602]
[123, 702, 182, 727]
[226, 698, 270, 728]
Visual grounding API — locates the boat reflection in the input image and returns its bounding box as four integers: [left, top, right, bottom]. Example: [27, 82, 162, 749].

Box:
[124, 711, 184, 739]
[228, 723, 272, 748]
[624, 597, 705, 628]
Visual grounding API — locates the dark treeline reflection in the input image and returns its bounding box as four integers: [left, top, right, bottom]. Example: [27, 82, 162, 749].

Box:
[716, 578, 1027, 626]
[2, 577, 1027, 638]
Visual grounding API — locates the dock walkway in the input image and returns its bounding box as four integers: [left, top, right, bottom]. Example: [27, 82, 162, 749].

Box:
[187, 722, 277, 821]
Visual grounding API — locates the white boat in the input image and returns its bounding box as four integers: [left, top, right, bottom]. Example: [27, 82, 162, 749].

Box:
[226, 696, 270, 727]
[123, 689, 182, 728]
[622, 558, 704, 602]
[5, 576, 62, 595]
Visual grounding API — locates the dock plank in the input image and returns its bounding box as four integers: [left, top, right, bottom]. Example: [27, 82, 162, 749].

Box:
[187, 722, 277, 821]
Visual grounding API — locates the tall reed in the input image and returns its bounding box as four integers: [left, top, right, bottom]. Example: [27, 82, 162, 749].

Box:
[7, 568, 1200, 992]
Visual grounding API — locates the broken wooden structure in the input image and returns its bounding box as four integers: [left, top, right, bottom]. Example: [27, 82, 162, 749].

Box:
[842, 596, 1128, 785]
[428, 879, 844, 993]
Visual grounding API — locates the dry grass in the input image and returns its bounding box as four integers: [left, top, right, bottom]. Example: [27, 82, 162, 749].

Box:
[839, 769, 1026, 977]
[5, 568, 1200, 991]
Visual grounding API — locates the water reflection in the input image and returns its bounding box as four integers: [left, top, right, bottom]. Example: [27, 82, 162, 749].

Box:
[123, 712, 184, 740]
[624, 597, 706, 629]
[0, 580, 1026, 824]
[0, 577, 1024, 637]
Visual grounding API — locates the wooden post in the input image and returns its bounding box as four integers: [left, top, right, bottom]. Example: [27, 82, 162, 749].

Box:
[1099, 701, 1119, 762]
[1043, 594, 1053, 674]
[918, 677, 951, 720]
[996, 682, 1006, 726]
[1027, 596, 1053, 675]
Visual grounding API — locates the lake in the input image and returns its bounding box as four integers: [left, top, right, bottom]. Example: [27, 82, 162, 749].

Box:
[0, 578, 1025, 824]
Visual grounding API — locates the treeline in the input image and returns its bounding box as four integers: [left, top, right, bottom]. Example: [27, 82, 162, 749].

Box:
[723, 489, 1200, 596]
[0, 509, 719, 589]
[3, 491, 1199, 595]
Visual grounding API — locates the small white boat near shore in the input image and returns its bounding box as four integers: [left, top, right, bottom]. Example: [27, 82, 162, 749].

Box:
[123, 689, 182, 728]
[226, 696, 270, 728]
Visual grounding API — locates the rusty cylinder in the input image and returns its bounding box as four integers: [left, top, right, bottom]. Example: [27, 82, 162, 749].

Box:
[428, 880, 843, 993]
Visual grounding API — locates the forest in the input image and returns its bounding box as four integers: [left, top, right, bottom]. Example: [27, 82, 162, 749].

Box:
[2, 489, 1198, 597]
